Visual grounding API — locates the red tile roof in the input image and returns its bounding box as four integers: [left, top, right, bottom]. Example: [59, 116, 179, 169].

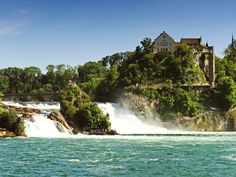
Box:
[180, 38, 201, 45]
[174, 42, 182, 47]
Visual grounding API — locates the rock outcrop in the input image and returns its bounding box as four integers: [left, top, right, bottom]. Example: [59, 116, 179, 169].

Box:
[122, 91, 236, 132]
[224, 108, 236, 131]
[121, 92, 159, 120]
[176, 111, 225, 131]
[2, 104, 41, 118]
[0, 128, 16, 138]
[48, 111, 73, 134]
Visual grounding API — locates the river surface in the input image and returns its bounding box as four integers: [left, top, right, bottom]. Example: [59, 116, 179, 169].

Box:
[1, 134, 236, 177]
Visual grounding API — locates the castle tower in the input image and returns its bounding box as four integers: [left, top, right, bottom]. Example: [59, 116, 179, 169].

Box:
[208, 46, 215, 87]
[232, 35, 235, 49]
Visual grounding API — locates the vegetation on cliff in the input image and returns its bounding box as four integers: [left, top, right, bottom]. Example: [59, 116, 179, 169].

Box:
[59, 84, 111, 133]
[0, 92, 25, 136]
[0, 37, 236, 131]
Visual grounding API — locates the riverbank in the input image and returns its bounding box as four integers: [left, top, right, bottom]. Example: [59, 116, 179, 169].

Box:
[122, 91, 236, 132]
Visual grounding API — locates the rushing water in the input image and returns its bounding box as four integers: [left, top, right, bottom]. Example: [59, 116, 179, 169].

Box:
[98, 103, 171, 134]
[1, 135, 236, 177]
[1, 102, 236, 176]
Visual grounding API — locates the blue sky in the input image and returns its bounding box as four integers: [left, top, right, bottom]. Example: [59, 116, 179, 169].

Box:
[0, 0, 235, 71]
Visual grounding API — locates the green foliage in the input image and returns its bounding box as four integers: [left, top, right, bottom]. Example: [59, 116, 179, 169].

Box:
[59, 84, 90, 119]
[224, 38, 236, 62]
[140, 38, 153, 54]
[75, 103, 111, 131]
[173, 88, 199, 117]
[214, 76, 236, 110]
[95, 66, 119, 102]
[117, 43, 202, 88]
[131, 87, 159, 100]
[132, 87, 199, 117]
[213, 42, 236, 110]
[77, 61, 108, 99]
[1, 36, 236, 117]
[0, 92, 3, 114]
[215, 57, 236, 82]
[0, 110, 25, 135]
[59, 84, 111, 131]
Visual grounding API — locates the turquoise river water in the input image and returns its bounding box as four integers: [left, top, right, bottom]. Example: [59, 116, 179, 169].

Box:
[1, 134, 236, 177]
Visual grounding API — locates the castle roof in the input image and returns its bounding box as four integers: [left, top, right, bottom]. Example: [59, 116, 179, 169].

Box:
[174, 42, 182, 47]
[154, 31, 175, 43]
[180, 38, 202, 45]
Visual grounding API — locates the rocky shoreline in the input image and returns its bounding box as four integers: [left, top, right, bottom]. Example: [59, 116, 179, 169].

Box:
[122, 92, 236, 132]
[0, 128, 16, 138]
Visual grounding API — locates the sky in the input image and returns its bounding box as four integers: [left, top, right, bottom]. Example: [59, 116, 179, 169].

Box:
[0, 0, 235, 71]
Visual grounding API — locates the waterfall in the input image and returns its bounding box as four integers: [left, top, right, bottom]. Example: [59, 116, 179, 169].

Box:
[3, 101, 183, 137]
[24, 114, 71, 137]
[98, 103, 176, 134]
[3, 101, 71, 138]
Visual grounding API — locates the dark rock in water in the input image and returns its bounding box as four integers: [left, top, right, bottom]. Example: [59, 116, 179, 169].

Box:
[106, 129, 118, 135]
[54, 121, 70, 133]
[30, 117, 35, 122]
[48, 111, 73, 134]
[86, 129, 118, 135]
[22, 113, 33, 119]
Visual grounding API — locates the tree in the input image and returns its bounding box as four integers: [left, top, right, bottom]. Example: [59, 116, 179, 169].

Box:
[140, 38, 152, 54]
[214, 76, 236, 110]
[59, 84, 111, 132]
[224, 37, 236, 62]
[0, 110, 25, 136]
[95, 65, 119, 101]
[21, 67, 42, 93]
[59, 84, 90, 120]
[75, 103, 111, 131]
[77, 61, 108, 98]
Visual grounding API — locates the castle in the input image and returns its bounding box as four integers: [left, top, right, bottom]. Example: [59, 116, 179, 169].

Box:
[151, 31, 215, 86]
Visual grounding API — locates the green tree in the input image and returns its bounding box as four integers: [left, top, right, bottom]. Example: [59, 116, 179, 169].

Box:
[214, 76, 236, 110]
[140, 38, 152, 54]
[0, 111, 25, 136]
[224, 37, 236, 62]
[59, 84, 90, 120]
[59, 84, 111, 132]
[75, 103, 111, 131]
[0, 92, 3, 114]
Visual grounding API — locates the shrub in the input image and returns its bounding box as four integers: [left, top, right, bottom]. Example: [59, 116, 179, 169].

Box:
[59, 84, 111, 131]
[74, 103, 111, 131]
[0, 111, 25, 136]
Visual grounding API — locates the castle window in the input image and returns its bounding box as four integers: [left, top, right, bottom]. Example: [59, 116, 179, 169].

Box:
[161, 40, 168, 46]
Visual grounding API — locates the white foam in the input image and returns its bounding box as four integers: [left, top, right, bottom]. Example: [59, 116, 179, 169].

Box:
[24, 114, 71, 137]
[98, 103, 179, 134]
[3, 101, 60, 110]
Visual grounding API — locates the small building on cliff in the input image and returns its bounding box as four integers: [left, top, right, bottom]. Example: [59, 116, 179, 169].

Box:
[152, 31, 215, 86]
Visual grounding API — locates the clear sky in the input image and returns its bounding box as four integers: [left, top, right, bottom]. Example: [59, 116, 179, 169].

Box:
[0, 0, 235, 71]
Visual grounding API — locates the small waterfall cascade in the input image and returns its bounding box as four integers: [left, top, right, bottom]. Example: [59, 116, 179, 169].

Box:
[3, 101, 71, 137]
[97, 103, 174, 134]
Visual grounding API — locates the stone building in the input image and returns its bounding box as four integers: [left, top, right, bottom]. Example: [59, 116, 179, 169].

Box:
[152, 31, 175, 52]
[152, 31, 215, 86]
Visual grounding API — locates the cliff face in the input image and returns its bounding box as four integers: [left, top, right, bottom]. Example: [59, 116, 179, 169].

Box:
[122, 91, 236, 131]
[121, 92, 160, 122]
